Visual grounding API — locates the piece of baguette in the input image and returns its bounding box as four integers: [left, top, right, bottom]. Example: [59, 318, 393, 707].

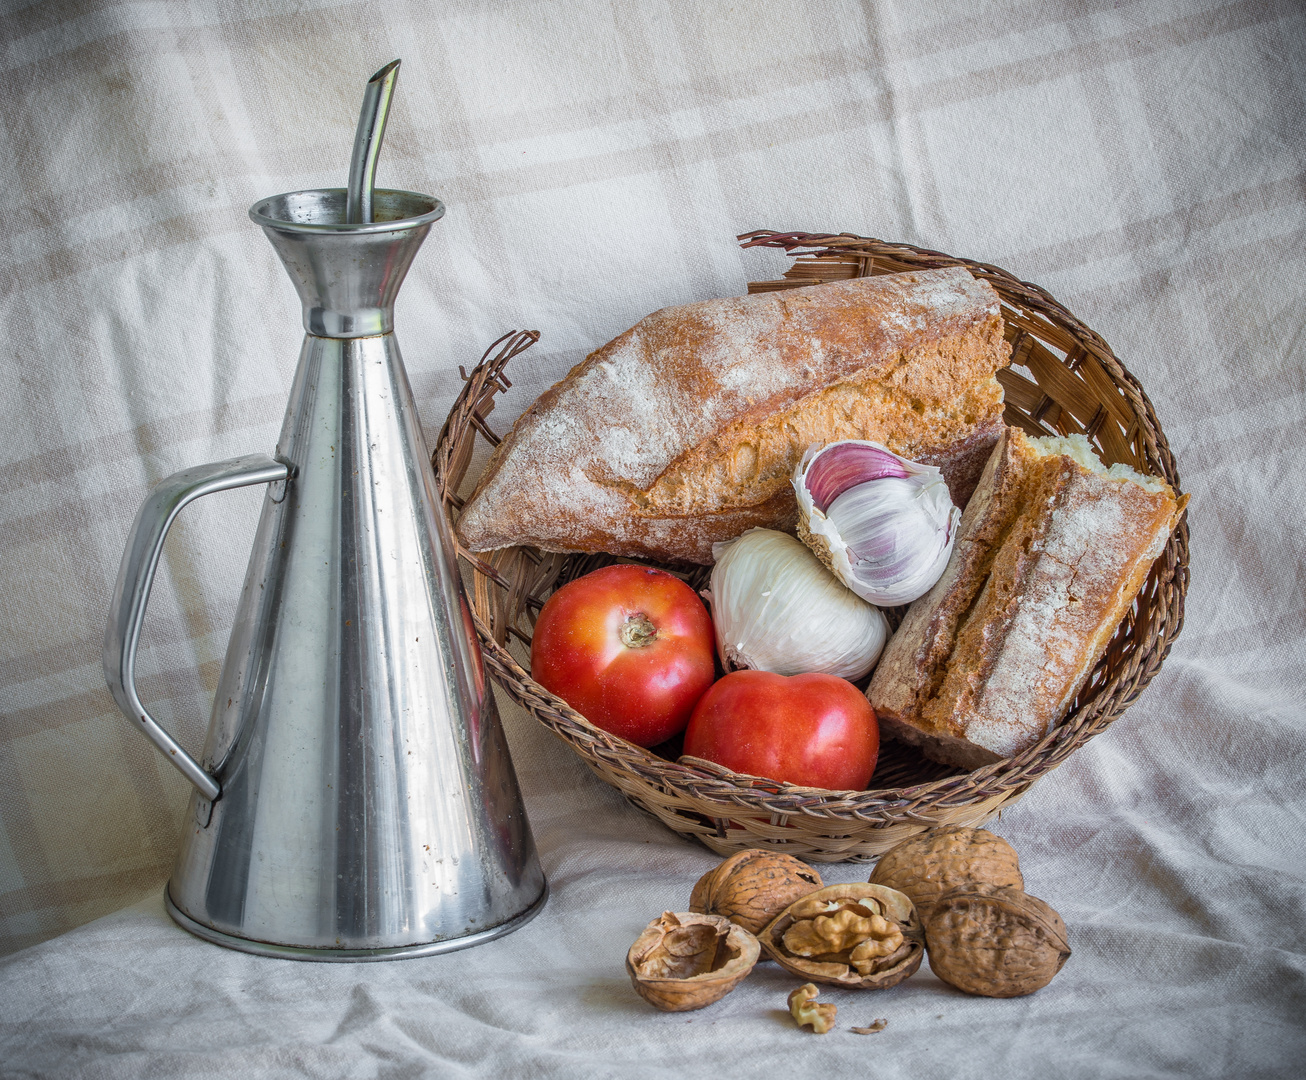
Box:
[867, 427, 1187, 770]
[457, 268, 1011, 564]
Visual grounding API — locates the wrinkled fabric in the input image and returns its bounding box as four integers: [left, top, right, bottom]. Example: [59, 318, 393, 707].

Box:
[1, 0, 1304, 1076]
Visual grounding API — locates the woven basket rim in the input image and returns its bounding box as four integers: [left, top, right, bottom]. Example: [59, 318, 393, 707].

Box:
[434, 230, 1190, 828]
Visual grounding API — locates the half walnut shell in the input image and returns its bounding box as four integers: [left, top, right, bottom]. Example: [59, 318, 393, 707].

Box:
[626, 911, 761, 1012]
[869, 826, 1023, 922]
[925, 884, 1070, 998]
[689, 849, 824, 935]
[760, 883, 924, 990]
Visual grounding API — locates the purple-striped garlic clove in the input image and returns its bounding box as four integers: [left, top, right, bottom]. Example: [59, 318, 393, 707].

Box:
[792, 440, 960, 608]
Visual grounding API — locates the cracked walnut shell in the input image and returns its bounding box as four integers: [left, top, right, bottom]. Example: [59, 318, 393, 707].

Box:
[925, 884, 1070, 997]
[869, 826, 1023, 922]
[761, 883, 924, 990]
[626, 911, 761, 1011]
[689, 849, 824, 934]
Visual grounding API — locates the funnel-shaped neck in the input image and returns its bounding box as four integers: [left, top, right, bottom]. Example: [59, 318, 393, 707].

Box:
[250, 188, 445, 338]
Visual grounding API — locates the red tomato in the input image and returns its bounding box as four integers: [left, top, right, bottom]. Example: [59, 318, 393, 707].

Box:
[530, 564, 716, 747]
[683, 670, 879, 790]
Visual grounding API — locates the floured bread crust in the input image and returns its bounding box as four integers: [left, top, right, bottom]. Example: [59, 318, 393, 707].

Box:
[457, 268, 1010, 564]
[867, 428, 1186, 770]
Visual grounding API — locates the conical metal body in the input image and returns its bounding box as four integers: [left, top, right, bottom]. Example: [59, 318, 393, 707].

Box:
[160, 189, 546, 958]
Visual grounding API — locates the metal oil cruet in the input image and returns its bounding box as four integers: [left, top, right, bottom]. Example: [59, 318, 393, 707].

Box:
[103, 61, 547, 960]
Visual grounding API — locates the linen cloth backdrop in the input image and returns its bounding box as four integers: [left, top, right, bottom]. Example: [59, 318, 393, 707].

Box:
[1, 0, 1304, 1076]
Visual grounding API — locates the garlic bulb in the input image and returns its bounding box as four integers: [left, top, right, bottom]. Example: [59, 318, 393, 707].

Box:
[705, 528, 889, 681]
[793, 441, 960, 607]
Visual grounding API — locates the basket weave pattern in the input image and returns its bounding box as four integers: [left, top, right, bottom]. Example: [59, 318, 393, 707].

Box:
[432, 232, 1190, 862]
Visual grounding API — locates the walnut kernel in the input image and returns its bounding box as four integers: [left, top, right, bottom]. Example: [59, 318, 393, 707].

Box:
[761, 884, 924, 990]
[781, 901, 903, 974]
[788, 983, 836, 1034]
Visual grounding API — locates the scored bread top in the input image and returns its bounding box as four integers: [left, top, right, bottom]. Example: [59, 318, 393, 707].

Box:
[868, 427, 1185, 769]
[457, 267, 1009, 564]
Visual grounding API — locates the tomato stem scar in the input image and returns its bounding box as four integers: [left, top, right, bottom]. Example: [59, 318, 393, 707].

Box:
[620, 613, 658, 649]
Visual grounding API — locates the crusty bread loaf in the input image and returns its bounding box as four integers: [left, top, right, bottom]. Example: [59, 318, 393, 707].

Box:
[457, 268, 1011, 564]
[867, 427, 1187, 770]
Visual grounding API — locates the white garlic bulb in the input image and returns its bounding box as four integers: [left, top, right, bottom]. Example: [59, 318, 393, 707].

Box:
[705, 528, 889, 681]
[793, 441, 960, 607]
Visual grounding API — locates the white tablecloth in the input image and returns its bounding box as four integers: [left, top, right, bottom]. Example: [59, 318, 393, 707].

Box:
[2, 1, 1304, 1076]
[3, 724, 1305, 1078]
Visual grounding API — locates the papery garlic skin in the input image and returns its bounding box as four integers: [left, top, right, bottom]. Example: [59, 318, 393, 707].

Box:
[794, 441, 961, 607]
[705, 528, 889, 681]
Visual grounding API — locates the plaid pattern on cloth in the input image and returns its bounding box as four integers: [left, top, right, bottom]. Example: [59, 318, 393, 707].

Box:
[0, 1, 1304, 1073]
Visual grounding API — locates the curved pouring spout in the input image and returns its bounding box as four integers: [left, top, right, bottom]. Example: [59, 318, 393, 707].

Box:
[161, 189, 547, 959]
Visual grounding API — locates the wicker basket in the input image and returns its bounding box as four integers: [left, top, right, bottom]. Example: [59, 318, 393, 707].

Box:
[431, 231, 1190, 863]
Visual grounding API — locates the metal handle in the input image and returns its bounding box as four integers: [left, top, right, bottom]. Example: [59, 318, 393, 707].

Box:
[103, 454, 290, 801]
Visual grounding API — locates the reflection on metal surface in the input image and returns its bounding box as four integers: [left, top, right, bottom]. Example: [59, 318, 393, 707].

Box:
[165, 882, 548, 961]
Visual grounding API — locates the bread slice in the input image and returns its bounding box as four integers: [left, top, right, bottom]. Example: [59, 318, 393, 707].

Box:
[457, 268, 1010, 564]
[867, 427, 1187, 770]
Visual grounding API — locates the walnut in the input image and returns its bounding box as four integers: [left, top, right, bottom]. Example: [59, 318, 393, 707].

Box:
[688, 849, 824, 935]
[787, 983, 836, 1034]
[868, 826, 1023, 922]
[925, 884, 1070, 997]
[626, 911, 760, 1012]
[760, 884, 924, 990]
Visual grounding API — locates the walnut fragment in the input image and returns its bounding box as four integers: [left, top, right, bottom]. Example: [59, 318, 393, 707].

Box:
[626, 911, 761, 1012]
[925, 884, 1070, 997]
[788, 983, 836, 1034]
[761, 884, 924, 990]
[689, 850, 824, 935]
